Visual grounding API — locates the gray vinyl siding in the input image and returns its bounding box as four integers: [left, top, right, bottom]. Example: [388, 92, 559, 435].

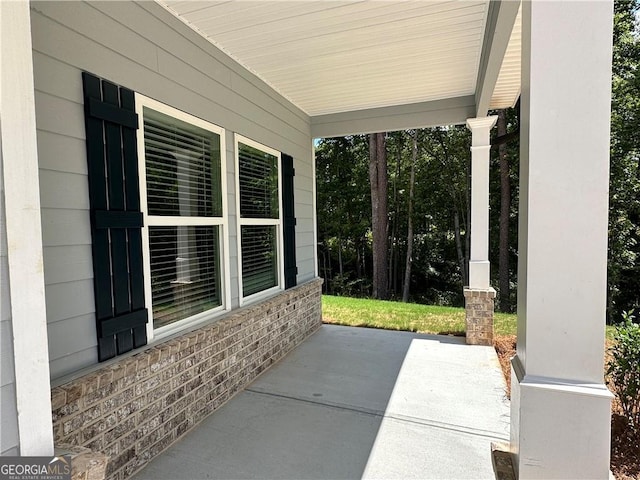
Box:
[0, 139, 20, 456]
[31, 1, 315, 378]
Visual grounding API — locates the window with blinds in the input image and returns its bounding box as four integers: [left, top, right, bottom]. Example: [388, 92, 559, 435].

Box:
[241, 225, 277, 297]
[138, 99, 226, 334]
[237, 138, 282, 301]
[149, 226, 221, 328]
[144, 108, 222, 218]
[238, 143, 278, 219]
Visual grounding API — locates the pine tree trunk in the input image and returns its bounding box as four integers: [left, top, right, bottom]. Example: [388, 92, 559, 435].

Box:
[322, 246, 332, 294]
[454, 210, 467, 286]
[402, 131, 417, 302]
[464, 151, 471, 287]
[369, 133, 389, 299]
[389, 139, 401, 295]
[497, 109, 511, 312]
[356, 238, 362, 279]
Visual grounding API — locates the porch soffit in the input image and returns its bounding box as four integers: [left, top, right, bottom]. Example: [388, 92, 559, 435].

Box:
[159, 0, 521, 131]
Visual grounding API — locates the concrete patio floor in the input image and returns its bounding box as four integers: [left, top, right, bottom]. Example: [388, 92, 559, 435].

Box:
[132, 324, 510, 480]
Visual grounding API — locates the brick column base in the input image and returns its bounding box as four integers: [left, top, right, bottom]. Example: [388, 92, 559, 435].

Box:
[464, 287, 496, 346]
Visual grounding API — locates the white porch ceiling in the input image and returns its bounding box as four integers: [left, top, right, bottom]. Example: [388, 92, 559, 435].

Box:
[160, 1, 520, 119]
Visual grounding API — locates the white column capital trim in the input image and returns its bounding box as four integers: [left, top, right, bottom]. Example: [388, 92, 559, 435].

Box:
[466, 115, 498, 131]
[467, 116, 498, 147]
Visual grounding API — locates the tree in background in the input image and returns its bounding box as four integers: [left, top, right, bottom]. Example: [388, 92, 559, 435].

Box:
[425, 126, 472, 293]
[317, 5, 640, 322]
[315, 136, 371, 296]
[316, 126, 478, 306]
[490, 107, 519, 313]
[496, 110, 511, 312]
[402, 130, 418, 302]
[608, 0, 640, 321]
[369, 133, 389, 300]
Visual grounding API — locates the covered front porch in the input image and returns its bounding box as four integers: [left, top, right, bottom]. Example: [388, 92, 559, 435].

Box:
[132, 324, 510, 480]
[1, 1, 615, 478]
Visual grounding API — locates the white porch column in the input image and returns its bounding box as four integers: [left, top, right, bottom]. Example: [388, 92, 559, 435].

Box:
[464, 116, 497, 346]
[511, 2, 613, 478]
[466, 116, 497, 289]
[0, 1, 54, 455]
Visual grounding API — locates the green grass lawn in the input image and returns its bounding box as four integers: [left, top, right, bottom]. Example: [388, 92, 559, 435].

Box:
[322, 295, 617, 340]
[322, 294, 517, 336]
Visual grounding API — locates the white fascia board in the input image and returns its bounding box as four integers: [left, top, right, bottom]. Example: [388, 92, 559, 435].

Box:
[310, 95, 476, 138]
[475, 0, 520, 117]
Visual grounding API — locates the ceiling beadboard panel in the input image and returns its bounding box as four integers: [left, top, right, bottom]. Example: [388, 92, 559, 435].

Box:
[490, 4, 521, 110]
[161, 1, 520, 117]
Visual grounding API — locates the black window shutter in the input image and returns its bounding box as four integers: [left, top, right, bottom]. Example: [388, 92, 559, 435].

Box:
[281, 153, 297, 289]
[82, 72, 148, 362]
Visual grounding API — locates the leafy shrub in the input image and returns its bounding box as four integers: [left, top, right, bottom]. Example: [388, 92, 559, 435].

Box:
[329, 273, 370, 298]
[607, 310, 640, 432]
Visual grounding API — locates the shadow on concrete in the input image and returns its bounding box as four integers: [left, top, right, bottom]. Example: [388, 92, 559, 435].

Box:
[133, 325, 509, 480]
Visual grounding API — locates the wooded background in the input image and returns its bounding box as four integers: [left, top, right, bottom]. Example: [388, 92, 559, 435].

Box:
[316, 0, 640, 321]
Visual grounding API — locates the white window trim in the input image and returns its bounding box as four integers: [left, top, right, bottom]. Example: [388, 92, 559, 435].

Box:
[234, 134, 284, 306]
[135, 94, 231, 342]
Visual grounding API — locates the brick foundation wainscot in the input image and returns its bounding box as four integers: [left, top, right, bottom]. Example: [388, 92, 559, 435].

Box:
[464, 287, 496, 346]
[50, 278, 323, 480]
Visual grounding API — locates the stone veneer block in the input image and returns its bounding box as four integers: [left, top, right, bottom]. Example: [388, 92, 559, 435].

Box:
[491, 442, 516, 480]
[55, 444, 108, 480]
[52, 279, 323, 480]
[463, 287, 496, 346]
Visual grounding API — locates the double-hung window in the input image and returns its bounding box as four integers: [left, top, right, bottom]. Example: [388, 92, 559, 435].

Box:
[137, 96, 229, 338]
[235, 135, 283, 302]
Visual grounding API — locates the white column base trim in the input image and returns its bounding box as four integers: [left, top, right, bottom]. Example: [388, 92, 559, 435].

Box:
[468, 260, 490, 290]
[510, 356, 612, 479]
